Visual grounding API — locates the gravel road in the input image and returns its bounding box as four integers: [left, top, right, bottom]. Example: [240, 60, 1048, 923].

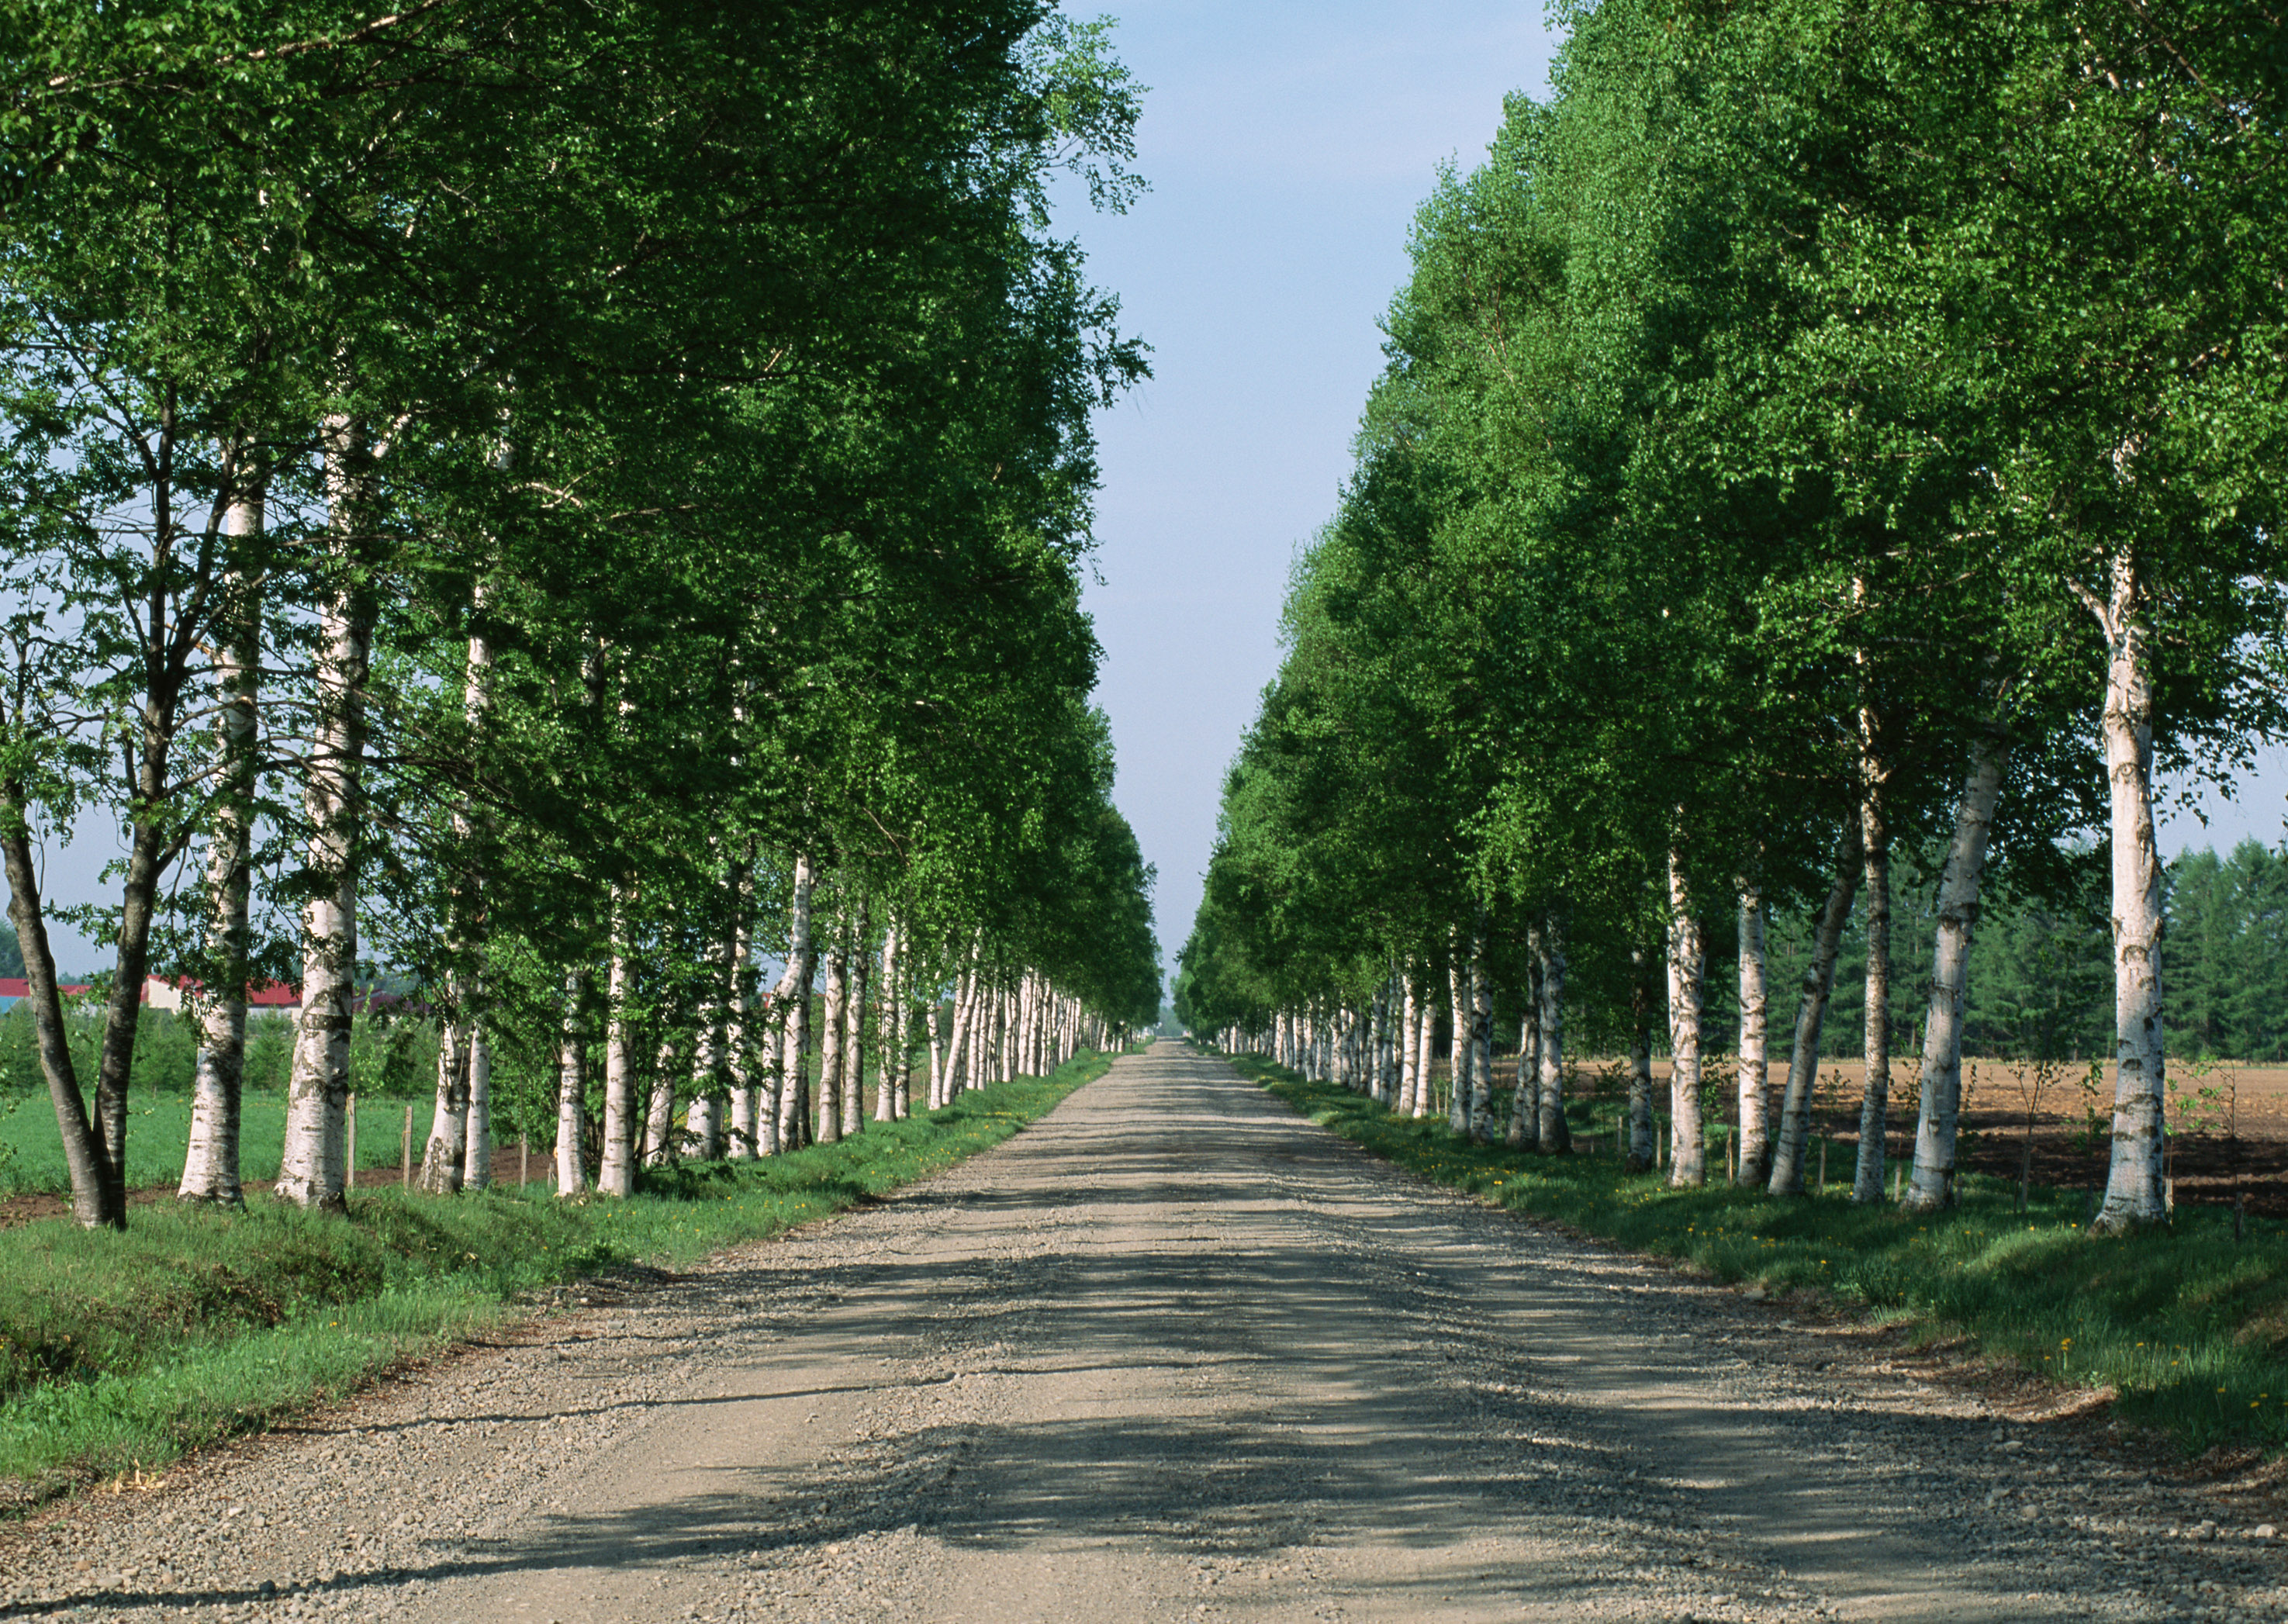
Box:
[4, 1041, 2283, 1623]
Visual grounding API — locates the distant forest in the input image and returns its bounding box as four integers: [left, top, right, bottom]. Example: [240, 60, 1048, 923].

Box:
[1450, 841, 2288, 1067]
[1741, 841, 2288, 1066]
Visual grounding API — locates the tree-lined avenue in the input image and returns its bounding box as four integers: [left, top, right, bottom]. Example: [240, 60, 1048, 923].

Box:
[5, 1043, 2269, 1622]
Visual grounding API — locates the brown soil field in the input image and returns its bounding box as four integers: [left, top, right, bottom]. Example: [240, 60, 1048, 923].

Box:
[1472, 1052, 2288, 1217]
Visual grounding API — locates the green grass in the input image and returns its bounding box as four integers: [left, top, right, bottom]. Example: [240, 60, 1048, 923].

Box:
[0, 1090, 421, 1198]
[1238, 1055, 2288, 1456]
[0, 1052, 1115, 1499]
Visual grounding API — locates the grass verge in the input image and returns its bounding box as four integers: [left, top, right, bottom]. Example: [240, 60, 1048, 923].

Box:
[0, 1052, 1115, 1501]
[1236, 1054, 2288, 1456]
[0, 1091, 418, 1199]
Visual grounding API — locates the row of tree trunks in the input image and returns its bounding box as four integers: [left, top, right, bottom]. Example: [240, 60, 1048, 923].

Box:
[275, 418, 381, 1213]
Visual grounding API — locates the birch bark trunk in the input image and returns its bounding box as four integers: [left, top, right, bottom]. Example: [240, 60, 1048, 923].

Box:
[1735, 887, 1771, 1187]
[817, 922, 847, 1145]
[1398, 973, 1420, 1117]
[462, 1023, 492, 1189]
[1538, 915, 1571, 1154]
[555, 969, 589, 1195]
[840, 896, 868, 1139]
[1414, 977, 1436, 1118]
[456, 600, 495, 1190]
[1768, 820, 1863, 1196]
[2089, 551, 2169, 1231]
[597, 893, 638, 1196]
[1508, 945, 1539, 1149]
[1902, 734, 2009, 1211]
[1852, 768, 1892, 1203]
[1467, 928, 1495, 1142]
[1627, 946, 1657, 1170]
[1667, 852, 1707, 1187]
[926, 994, 945, 1111]
[776, 945, 812, 1153]
[1368, 977, 1390, 1104]
[876, 924, 900, 1121]
[418, 1017, 469, 1194]
[277, 417, 377, 1211]
[941, 944, 978, 1104]
[688, 1012, 723, 1159]
[894, 953, 915, 1118]
[180, 482, 262, 1206]
[726, 855, 755, 1158]
[997, 980, 1015, 1083]
[1446, 942, 1472, 1135]
[642, 1037, 676, 1164]
[764, 852, 814, 1154]
[689, 874, 729, 1159]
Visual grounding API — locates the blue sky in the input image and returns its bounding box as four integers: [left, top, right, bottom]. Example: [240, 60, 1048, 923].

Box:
[1059, 2, 1567, 986]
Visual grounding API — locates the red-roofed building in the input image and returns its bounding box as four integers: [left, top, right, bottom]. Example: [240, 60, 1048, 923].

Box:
[140, 976, 300, 1017]
[0, 976, 92, 1010]
[0, 976, 303, 1016]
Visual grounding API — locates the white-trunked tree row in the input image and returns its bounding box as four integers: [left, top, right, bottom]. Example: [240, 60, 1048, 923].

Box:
[1175, 0, 2288, 1234]
[0, 1, 1160, 1228]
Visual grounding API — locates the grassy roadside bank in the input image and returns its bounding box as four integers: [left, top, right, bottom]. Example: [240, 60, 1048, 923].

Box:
[1234, 1053, 2288, 1456]
[0, 1052, 1118, 1501]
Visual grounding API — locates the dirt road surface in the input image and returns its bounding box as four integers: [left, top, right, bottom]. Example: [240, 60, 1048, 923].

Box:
[5, 1042, 2281, 1623]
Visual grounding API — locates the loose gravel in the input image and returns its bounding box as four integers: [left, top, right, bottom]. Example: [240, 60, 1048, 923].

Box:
[2, 1042, 2282, 1622]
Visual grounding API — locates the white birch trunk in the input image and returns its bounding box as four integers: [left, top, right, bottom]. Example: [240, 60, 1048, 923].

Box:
[461, 1021, 492, 1189]
[1627, 946, 1657, 1170]
[179, 481, 261, 1206]
[1467, 930, 1495, 1142]
[418, 1015, 470, 1195]
[776, 959, 810, 1152]
[927, 996, 945, 1111]
[2090, 551, 2169, 1230]
[727, 856, 755, 1158]
[1367, 978, 1388, 1104]
[817, 925, 847, 1145]
[1735, 887, 1771, 1187]
[457, 601, 494, 1189]
[598, 893, 638, 1196]
[1446, 945, 1471, 1135]
[840, 896, 868, 1139]
[1852, 769, 1892, 1204]
[643, 1037, 677, 1164]
[1667, 851, 1707, 1187]
[1398, 973, 1419, 1117]
[276, 416, 374, 1211]
[877, 925, 901, 1121]
[1538, 915, 1570, 1154]
[1509, 942, 1539, 1149]
[1902, 734, 2009, 1211]
[1768, 820, 1863, 1196]
[690, 887, 728, 1159]
[1413, 983, 1436, 1119]
[766, 852, 814, 1154]
[555, 968, 589, 1195]
[942, 943, 979, 1103]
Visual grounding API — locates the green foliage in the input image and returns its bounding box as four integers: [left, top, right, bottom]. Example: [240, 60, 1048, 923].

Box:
[0, 3, 1160, 1223]
[0, 1052, 1113, 1494]
[2168, 842, 2288, 1063]
[1243, 1056, 2288, 1456]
